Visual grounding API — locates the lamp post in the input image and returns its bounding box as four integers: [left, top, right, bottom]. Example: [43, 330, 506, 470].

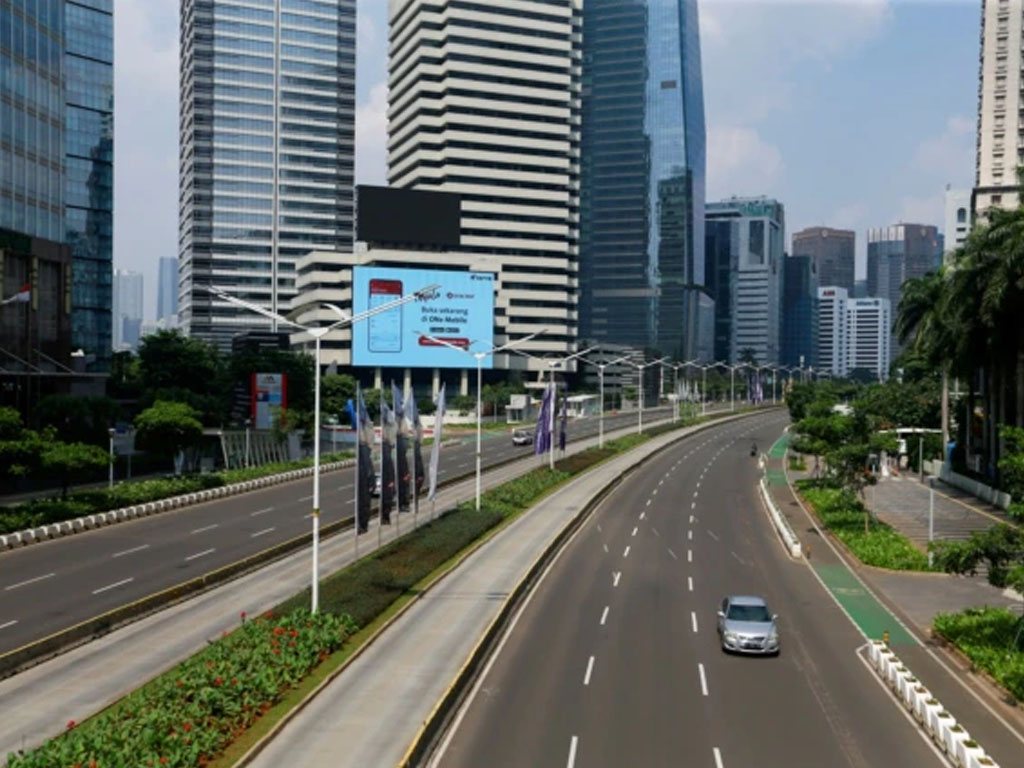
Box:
[244, 418, 251, 468]
[203, 283, 436, 612]
[108, 427, 115, 489]
[415, 330, 545, 509]
[630, 357, 668, 434]
[658, 360, 686, 422]
[579, 354, 631, 448]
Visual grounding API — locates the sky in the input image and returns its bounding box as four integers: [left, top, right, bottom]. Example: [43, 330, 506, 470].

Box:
[114, 0, 978, 321]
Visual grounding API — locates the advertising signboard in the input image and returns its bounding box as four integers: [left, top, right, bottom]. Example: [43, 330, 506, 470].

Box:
[251, 372, 287, 429]
[352, 266, 495, 369]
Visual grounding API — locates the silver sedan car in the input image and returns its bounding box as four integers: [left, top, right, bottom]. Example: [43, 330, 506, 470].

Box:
[716, 595, 780, 655]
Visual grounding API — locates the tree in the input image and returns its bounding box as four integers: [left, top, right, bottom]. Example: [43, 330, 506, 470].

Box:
[36, 394, 120, 446]
[932, 524, 1024, 595]
[137, 330, 230, 426]
[134, 401, 204, 474]
[0, 407, 44, 479]
[40, 441, 110, 499]
[321, 374, 357, 424]
[108, 350, 142, 400]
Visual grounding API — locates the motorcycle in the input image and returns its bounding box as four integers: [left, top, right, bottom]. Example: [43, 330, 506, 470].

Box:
[750, 443, 758, 457]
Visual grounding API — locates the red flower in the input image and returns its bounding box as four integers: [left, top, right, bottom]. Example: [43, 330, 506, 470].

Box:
[176, 680, 183, 687]
[240, 611, 247, 621]
[264, 611, 273, 619]
[288, 641, 296, 647]
[273, 648, 281, 655]
[160, 758, 168, 765]
[183, 722, 193, 733]
[214, 677, 223, 686]
[90, 762, 97, 768]
[273, 626, 285, 636]
[290, 629, 298, 637]
[66, 720, 76, 730]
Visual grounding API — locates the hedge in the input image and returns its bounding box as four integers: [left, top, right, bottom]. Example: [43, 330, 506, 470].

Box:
[934, 607, 1024, 702]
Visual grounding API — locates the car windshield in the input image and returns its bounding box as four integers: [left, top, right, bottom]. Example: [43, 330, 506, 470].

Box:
[727, 604, 771, 622]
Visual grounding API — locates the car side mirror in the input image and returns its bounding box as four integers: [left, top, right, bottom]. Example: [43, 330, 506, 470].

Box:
[716, 611, 725, 618]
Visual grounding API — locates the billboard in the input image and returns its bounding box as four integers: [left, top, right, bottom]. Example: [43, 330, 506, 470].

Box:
[251, 373, 287, 429]
[356, 186, 461, 249]
[352, 266, 494, 369]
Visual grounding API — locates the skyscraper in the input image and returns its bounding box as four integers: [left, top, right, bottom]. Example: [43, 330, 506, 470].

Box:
[1, 0, 113, 370]
[579, 0, 707, 360]
[383, 0, 582, 369]
[974, 0, 1023, 214]
[846, 297, 890, 381]
[704, 197, 784, 365]
[791, 227, 855, 295]
[158, 256, 179, 325]
[866, 223, 941, 361]
[817, 286, 849, 378]
[781, 254, 818, 369]
[178, 0, 356, 349]
[113, 269, 143, 351]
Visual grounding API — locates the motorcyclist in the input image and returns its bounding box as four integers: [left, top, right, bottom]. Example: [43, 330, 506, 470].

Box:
[750, 442, 758, 456]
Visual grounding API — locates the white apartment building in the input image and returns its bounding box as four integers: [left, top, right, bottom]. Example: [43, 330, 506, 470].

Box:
[974, 0, 1023, 215]
[846, 297, 890, 382]
[943, 186, 971, 265]
[817, 286, 848, 378]
[383, 0, 583, 372]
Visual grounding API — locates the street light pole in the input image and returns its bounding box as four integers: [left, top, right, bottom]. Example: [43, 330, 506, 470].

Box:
[928, 477, 935, 568]
[108, 428, 115, 489]
[244, 418, 251, 468]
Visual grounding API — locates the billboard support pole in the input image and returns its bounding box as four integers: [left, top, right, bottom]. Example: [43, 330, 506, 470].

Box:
[476, 357, 483, 510]
[311, 335, 321, 613]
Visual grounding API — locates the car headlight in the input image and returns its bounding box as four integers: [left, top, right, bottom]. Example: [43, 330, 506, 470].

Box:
[723, 631, 738, 642]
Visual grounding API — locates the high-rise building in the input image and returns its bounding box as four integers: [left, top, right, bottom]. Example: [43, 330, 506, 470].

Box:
[378, 0, 582, 371]
[817, 286, 849, 378]
[113, 269, 143, 351]
[974, 0, 1023, 214]
[791, 227, 855, 295]
[158, 256, 179, 325]
[943, 186, 971, 265]
[0, 1, 113, 371]
[579, 0, 707, 360]
[178, 0, 357, 349]
[846, 297, 890, 381]
[866, 223, 941, 361]
[704, 197, 784, 365]
[781, 254, 818, 369]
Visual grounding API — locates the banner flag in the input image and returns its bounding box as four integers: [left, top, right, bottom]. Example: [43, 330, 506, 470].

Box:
[392, 382, 410, 509]
[355, 387, 373, 533]
[409, 388, 425, 498]
[428, 384, 446, 501]
[381, 393, 395, 524]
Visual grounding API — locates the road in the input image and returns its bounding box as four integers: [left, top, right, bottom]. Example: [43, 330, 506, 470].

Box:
[431, 418, 944, 767]
[0, 406, 676, 656]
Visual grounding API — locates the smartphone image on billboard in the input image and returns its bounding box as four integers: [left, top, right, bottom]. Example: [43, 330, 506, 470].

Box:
[368, 278, 403, 354]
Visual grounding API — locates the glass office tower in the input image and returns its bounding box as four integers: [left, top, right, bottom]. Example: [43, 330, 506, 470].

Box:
[178, 0, 356, 349]
[580, 0, 707, 360]
[0, 0, 112, 368]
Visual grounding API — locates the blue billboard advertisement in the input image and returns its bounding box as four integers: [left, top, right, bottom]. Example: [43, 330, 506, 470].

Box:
[351, 266, 495, 369]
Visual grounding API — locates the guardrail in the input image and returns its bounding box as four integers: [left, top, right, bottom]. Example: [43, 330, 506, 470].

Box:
[758, 472, 802, 558]
[866, 641, 1002, 768]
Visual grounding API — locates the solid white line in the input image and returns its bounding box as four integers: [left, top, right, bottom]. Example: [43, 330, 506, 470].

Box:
[251, 527, 275, 538]
[250, 507, 274, 516]
[632, 526, 638, 537]
[112, 544, 150, 558]
[92, 577, 133, 595]
[600, 606, 609, 626]
[4, 573, 55, 591]
[714, 747, 724, 768]
[668, 548, 678, 560]
[567, 736, 578, 768]
[691, 611, 699, 633]
[191, 524, 218, 534]
[185, 548, 215, 562]
[613, 571, 621, 587]
[688, 549, 692, 563]
[699, 663, 708, 696]
[583, 656, 595, 686]
[0, 620, 18, 630]
[688, 576, 693, 591]
[623, 546, 630, 558]
[707, 530, 719, 541]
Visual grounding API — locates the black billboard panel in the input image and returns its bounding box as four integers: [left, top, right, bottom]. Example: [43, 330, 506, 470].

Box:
[357, 185, 461, 249]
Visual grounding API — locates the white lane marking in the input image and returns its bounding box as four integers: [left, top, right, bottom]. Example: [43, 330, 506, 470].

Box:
[5, 573, 55, 591]
[0, 620, 18, 630]
[597, 524, 602, 533]
[185, 548, 215, 562]
[623, 546, 631, 558]
[651, 527, 660, 538]
[696, 481, 701, 489]
[688, 530, 693, 541]
[345, 500, 354, 505]
[714, 747, 724, 768]
[613, 571, 621, 587]
[600, 606, 609, 626]
[691, 501, 696, 510]
[112, 544, 150, 558]
[567, 736, 579, 768]
[298, 494, 313, 502]
[602, 544, 609, 553]
[691, 611, 699, 633]
[693, 491, 698, 498]
[731, 551, 744, 565]
[646, 499, 652, 507]
[689, 514, 694, 523]
[688, 576, 694, 591]
[652, 488, 658, 496]
[658, 479, 664, 486]
[688, 549, 692, 563]
[699, 663, 709, 696]
[639, 512, 645, 520]
[191, 524, 218, 534]
[583, 656, 595, 686]
[707, 530, 719, 541]
[92, 577, 134, 595]
[668, 548, 678, 560]
[251, 527, 275, 538]
[632, 526, 638, 537]
[339, 483, 353, 491]
[251, 507, 274, 516]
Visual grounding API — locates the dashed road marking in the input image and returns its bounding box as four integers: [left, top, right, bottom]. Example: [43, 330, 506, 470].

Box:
[613, 571, 621, 587]
[623, 546, 630, 558]
[93, 577, 134, 595]
[567, 736, 579, 768]
[112, 544, 150, 558]
[583, 656, 595, 686]
[191, 524, 218, 534]
[251, 507, 274, 516]
[632, 526, 638, 537]
[600, 606, 609, 625]
[692, 611, 698, 633]
[0, 620, 16, 630]
[699, 663, 708, 696]
[251, 527, 275, 538]
[185, 548, 215, 562]
[688, 576, 693, 591]
[668, 548, 678, 560]
[5, 573, 55, 591]
[708, 530, 719, 541]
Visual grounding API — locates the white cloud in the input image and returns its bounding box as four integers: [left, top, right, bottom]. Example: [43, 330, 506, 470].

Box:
[356, 81, 389, 185]
[707, 125, 784, 200]
[913, 115, 975, 184]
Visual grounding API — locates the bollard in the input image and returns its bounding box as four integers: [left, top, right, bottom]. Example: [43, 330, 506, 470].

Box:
[883, 630, 890, 646]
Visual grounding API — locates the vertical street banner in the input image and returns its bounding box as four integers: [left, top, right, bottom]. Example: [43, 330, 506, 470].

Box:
[409, 388, 425, 498]
[533, 383, 550, 456]
[559, 389, 567, 452]
[355, 387, 374, 533]
[393, 382, 410, 510]
[428, 384, 446, 501]
[380, 393, 395, 524]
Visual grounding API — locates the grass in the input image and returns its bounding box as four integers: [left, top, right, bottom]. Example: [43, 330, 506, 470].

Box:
[788, 455, 807, 472]
[797, 480, 932, 571]
[933, 607, 1024, 702]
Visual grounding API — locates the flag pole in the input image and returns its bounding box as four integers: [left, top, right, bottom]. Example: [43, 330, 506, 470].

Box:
[354, 392, 360, 559]
[393, 384, 400, 538]
[378, 398, 383, 550]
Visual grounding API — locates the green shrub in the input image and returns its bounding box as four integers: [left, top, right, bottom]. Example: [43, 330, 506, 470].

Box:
[798, 481, 931, 571]
[934, 607, 1024, 701]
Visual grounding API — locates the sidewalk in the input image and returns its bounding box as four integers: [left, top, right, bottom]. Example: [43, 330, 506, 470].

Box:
[766, 435, 1024, 766]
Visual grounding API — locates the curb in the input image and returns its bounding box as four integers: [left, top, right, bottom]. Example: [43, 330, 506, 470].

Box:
[758, 473, 802, 558]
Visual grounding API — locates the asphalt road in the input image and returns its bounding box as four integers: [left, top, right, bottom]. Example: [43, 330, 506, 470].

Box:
[0, 407, 674, 655]
[431, 417, 945, 768]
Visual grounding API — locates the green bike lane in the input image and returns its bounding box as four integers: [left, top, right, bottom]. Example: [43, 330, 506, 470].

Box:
[765, 433, 1024, 766]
